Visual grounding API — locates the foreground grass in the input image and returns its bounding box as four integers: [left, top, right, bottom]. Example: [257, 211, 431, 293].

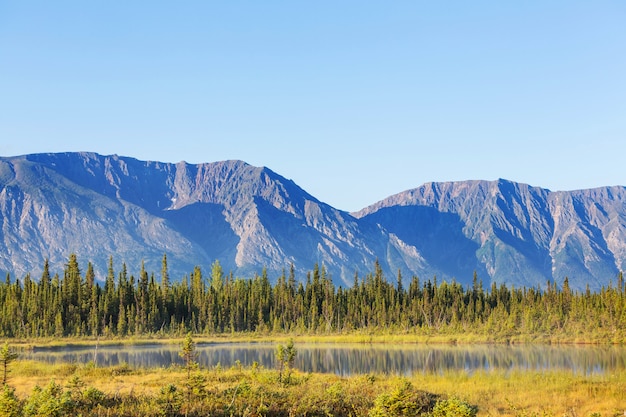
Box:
[5, 360, 448, 417]
[4, 359, 625, 416]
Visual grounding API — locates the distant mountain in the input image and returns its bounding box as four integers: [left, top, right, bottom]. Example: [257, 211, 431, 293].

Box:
[355, 180, 626, 291]
[0, 153, 393, 286]
[1, 152, 625, 291]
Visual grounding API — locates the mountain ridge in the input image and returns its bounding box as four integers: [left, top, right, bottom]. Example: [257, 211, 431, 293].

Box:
[1, 152, 625, 291]
[356, 179, 626, 290]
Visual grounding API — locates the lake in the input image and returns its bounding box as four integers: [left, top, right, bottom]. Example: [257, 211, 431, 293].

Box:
[23, 342, 626, 376]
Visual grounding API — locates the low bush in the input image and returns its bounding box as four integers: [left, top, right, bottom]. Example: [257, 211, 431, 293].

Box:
[431, 397, 477, 417]
[0, 385, 21, 417]
[22, 381, 74, 417]
[369, 380, 439, 417]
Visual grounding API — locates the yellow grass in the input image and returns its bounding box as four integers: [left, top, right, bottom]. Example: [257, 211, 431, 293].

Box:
[6, 359, 625, 416]
[9, 329, 622, 352]
[414, 370, 626, 416]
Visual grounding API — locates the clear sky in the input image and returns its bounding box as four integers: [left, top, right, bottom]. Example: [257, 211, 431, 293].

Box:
[1, 2, 624, 212]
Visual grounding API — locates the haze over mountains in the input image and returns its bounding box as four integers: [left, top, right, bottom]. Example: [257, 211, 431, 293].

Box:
[1, 152, 625, 292]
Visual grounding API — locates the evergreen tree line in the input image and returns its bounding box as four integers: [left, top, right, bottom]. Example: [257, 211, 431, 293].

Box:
[1, 254, 625, 339]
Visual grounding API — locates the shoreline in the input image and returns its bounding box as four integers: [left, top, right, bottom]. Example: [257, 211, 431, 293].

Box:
[7, 330, 625, 350]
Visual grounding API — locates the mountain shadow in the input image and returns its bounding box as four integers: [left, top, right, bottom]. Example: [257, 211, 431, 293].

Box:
[162, 202, 239, 267]
[362, 205, 485, 286]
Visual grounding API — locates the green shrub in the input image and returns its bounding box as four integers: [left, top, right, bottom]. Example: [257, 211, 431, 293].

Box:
[81, 386, 107, 408]
[157, 384, 182, 417]
[23, 381, 75, 417]
[431, 397, 478, 417]
[188, 371, 208, 400]
[0, 385, 22, 417]
[65, 375, 84, 401]
[369, 380, 438, 417]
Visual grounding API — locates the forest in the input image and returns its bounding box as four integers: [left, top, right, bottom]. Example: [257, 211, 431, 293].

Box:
[1, 253, 625, 342]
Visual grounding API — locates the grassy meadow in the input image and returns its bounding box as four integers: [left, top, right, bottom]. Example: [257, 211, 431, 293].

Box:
[2, 342, 625, 417]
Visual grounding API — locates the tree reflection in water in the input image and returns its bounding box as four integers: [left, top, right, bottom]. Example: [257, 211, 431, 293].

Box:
[24, 343, 626, 376]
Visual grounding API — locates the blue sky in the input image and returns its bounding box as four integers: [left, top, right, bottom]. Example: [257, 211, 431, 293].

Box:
[1, 2, 624, 212]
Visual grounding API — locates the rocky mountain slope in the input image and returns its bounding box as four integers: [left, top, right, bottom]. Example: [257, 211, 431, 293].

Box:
[355, 180, 626, 291]
[0, 153, 397, 286]
[1, 152, 625, 291]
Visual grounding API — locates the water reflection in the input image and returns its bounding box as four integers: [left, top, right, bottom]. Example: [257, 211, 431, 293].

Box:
[23, 343, 626, 376]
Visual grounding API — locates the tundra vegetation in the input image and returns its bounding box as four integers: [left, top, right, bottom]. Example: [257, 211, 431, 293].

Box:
[0, 341, 624, 416]
[1, 254, 626, 415]
[0, 335, 483, 417]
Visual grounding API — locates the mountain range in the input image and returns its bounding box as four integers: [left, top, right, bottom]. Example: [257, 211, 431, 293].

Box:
[1, 152, 625, 292]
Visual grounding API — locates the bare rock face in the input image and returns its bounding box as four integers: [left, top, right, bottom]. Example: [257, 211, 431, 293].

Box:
[1, 153, 625, 291]
[0, 153, 390, 286]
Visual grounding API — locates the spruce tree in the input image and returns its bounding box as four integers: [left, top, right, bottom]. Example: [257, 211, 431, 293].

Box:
[0, 342, 18, 386]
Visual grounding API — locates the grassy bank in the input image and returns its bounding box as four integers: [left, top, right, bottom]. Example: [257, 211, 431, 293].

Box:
[7, 328, 626, 351]
[3, 359, 625, 416]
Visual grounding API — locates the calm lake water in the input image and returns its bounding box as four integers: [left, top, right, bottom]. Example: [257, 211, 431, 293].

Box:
[23, 343, 626, 376]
